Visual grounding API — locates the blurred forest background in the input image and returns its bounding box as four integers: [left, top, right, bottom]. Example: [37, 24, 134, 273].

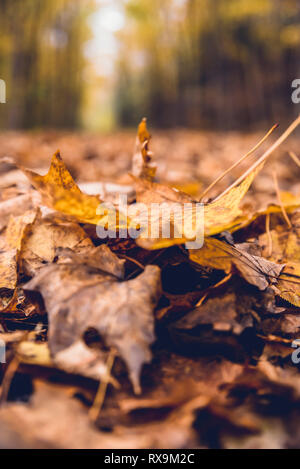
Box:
[0, 0, 300, 131]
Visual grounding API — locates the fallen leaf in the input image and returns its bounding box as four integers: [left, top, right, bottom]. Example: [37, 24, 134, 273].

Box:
[25, 246, 161, 393]
[275, 264, 300, 307]
[0, 250, 18, 292]
[0, 210, 38, 311]
[0, 194, 38, 231]
[168, 286, 256, 360]
[189, 238, 284, 290]
[258, 212, 300, 306]
[2, 120, 300, 449]
[0, 380, 202, 449]
[20, 211, 93, 276]
[22, 150, 127, 229]
[134, 163, 266, 249]
[5, 210, 39, 251]
[228, 191, 300, 234]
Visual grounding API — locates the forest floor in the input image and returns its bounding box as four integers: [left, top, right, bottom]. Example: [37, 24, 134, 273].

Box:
[1, 124, 300, 449]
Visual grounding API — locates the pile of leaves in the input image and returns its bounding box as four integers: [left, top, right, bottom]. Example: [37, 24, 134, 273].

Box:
[1, 117, 300, 449]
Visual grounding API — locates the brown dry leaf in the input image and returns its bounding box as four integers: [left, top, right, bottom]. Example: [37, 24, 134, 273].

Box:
[5, 210, 39, 251]
[189, 238, 284, 291]
[228, 191, 300, 234]
[22, 150, 127, 229]
[0, 193, 39, 231]
[3, 121, 300, 449]
[220, 361, 300, 449]
[227, 359, 300, 403]
[258, 212, 300, 306]
[0, 176, 30, 199]
[0, 249, 19, 311]
[0, 250, 18, 292]
[259, 218, 300, 264]
[119, 357, 244, 418]
[274, 264, 300, 307]
[167, 275, 284, 363]
[0, 380, 204, 449]
[25, 246, 161, 393]
[19, 211, 93, 276]
[0, 210, 38, 311]
[258, 307, 300, 338]
[117, 355, 260, 447]
[119, 379, 203, 413]
[0, 381, 138, 449]
[0, 193, 39, 230]
[168, 288, 256, 360]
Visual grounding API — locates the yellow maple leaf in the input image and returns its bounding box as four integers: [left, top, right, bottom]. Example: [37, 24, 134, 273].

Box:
[135, 164, 263, 250]
[22, 151, 127, 229]
[203, 163, 263, 236]
[136, 115, 300, 249]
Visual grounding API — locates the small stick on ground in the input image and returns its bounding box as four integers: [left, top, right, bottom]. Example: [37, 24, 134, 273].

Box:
[288, 151, 300, 169]
[265, 212, 273, 257]
[118, 254, 145, 271]
[0, 357, 19, 406]
[272, 170, 292, 229]
[0, 320, 8, 333]
[89, 348, 116, 422]
[125, 248, 167, 280]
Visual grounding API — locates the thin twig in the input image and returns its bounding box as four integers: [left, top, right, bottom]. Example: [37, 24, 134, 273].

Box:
[195, 273, 232, 307]
[200, 124, 278, 201]
[195, 294, 208, 307]
[265, 212, 273, 258]
[0, 357, 19, 406]
[0, 320, 8, 333]
[288, 151, 300, 169]
[213, 115, 300, 202]
[89, 349, 116, 422]
[125, 248, 167, 280]
[118, 254, 145, 271]
[272, 170, 292, 229]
